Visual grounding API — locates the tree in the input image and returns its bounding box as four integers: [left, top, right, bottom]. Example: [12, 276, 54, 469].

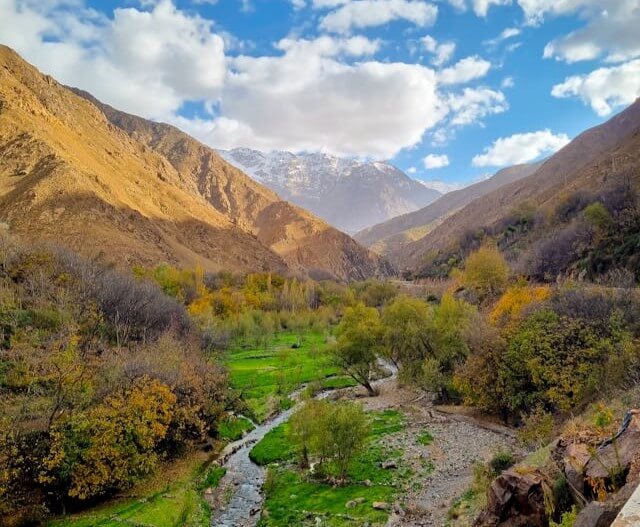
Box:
[327, 402, 369, 481]
[288, 400, 369, 482]
[332, 304, 382, 396]
[460, 246, 509, 298]
[381, 296, 432, 380]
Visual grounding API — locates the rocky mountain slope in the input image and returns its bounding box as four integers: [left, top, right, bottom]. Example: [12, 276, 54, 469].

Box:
[218, 148, 441, 234]
[354, 163, 541, 258]
[0, 46, 392, 281]
[400, 98, 640, 274]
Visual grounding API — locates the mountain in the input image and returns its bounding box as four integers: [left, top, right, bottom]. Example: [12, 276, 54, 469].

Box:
[354, 163, 541, 258]
[0, 46, 392, 281]
[398, 98, 640, 274]
[218, 148, 441, 234]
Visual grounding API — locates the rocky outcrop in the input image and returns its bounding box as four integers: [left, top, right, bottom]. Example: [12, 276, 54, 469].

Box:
[474, 470, 547, 527]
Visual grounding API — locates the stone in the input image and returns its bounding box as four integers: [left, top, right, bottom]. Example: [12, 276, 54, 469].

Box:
[382, 459, 398, 469]
[585, 413, 640, 482]
[346, 500, 357, 509]
[564, 442, 591, 501]
[373, 501, 390, 510]
[473, 469, 546, 527]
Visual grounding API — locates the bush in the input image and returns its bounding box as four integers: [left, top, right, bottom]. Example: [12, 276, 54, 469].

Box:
[459, 246, 509, 299]
[489, 450, 515, 474]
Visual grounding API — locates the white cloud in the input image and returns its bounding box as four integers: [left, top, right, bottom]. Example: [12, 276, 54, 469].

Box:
[407, 166, 417, 174]
[319, 0, 438, 34]
[438, 56, 491, 85]
[473, 0, 511, 17]
[188, 39, 447, 157]
[484, 26, 521, 48]
[0, 0, 510, 158]
[501, 76, 515, 88]
[527, 1, 640, 64]
[446, 87, 508, 125]
[551, 59, 640, 116]
[423, 153, 450, 168]
[0, 0, 226, 119]
[472, 129, 570, 167]
[422, 35, 456, 66]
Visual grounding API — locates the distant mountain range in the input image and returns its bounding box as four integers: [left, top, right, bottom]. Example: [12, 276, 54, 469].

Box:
[0, 46, 392, 282]
[355, 163, 541, 257]
[218, 148, 441, 234]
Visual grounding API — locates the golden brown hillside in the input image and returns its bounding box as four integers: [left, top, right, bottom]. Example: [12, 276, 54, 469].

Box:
[72, 88, 394, 281]
[398, 99, 640, 272]
[0, 46, 391, 280]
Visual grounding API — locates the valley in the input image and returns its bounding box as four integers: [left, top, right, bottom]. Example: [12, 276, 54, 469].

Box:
[1, 42, 640, 527]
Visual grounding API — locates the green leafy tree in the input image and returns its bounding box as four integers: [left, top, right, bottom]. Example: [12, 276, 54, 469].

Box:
[332, 304, 382, 396]
[381, 296, 432, 380]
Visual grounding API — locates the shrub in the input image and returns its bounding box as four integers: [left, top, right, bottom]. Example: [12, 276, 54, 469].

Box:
[459, 246, 510, 299]
[489, 450, 515, 475]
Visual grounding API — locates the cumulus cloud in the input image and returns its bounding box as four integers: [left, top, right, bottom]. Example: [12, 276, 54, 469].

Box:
[473, 0, 511, 17]
[446, 87, 508, 126]
[472, 129, 570, 167]
[422, 35, 456, 66]
[318, 0, 438, 34]
[438, 56, 491, 85]
[423, 153, 450, 168]
[522, 1, 640, 64]
[0, 0, 226, 118]
[551, 59, 640, 116]
[186, 38, 447, 157]
[0, 0, 510, 158]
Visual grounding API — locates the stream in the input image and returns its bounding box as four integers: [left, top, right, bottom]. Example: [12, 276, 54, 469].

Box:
[210, 362, 398, 527]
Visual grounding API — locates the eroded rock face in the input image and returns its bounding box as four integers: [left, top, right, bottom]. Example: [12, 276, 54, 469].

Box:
[575, 480, 638, 527]
[474, 470, 547, 527]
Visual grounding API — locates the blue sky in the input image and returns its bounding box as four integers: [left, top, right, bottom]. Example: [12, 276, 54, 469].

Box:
[2, 0, 639, 191]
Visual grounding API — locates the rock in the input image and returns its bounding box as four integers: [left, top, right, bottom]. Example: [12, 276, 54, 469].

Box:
[373, 501, 390, 510]
[574, 480, 637, 527]
[585, 413, 640, 494]
[564, 443, 591, 500]
[574, 502, 619, 527]
[363, 479, 372, 487]
[355, 497, 366, 504]
[474, 469, 546, 527]
[204, 487, 213, 495]
[382, 459, 398, 469]
[346, 500, 357, 509]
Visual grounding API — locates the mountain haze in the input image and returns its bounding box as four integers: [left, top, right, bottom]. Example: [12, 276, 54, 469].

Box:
[219, 148, 441, 234]
[0, 46, 392, 281]
[354, 163, 541, 259]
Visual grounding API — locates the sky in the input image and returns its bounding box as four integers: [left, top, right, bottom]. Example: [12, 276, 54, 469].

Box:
[1, 0, 639, 192]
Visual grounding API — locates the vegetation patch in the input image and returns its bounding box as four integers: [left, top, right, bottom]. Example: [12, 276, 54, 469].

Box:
[217, 415, 254, 441]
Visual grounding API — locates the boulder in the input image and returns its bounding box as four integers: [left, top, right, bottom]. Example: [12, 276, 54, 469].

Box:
[564, 443, 591, 501]
[382, 460, 398, 469]
[574, 480, 637, 527]
[345, 500, 357, 509]
[474, 469, 547, 527]
[585, 413, 640, 496]
[372, 501, 390, 510]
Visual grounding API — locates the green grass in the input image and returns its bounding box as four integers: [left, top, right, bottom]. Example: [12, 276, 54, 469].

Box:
[252, 409, 409, 526]
[249, 422, 295, 466]
[48, 454, 224, 527]
[225, 332, 351, 422]
[416, 430, 434, 446]
[218, 415, 254, 441]
[258, 469, 394, 527]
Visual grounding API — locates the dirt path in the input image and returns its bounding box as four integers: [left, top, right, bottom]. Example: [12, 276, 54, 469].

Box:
[353, 379, 518, 527]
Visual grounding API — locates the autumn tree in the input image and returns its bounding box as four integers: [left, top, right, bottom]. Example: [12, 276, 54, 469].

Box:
[459, 246, 510, 299]
[331, 304, 382, 396]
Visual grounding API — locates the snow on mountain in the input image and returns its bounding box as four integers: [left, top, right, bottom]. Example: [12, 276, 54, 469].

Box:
[218, 148, 441, 234]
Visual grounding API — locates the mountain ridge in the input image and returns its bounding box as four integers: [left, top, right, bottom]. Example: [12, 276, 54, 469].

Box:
[219, 147, 441, 234]
[0, 45, 393, 281]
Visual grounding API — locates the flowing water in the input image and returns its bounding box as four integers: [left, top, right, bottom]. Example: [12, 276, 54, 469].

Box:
[210, 362, 398, 527]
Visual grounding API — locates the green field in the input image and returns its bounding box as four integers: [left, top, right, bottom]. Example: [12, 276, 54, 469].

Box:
[252, 409, 411, 527]
[225, 331, 356, 421]
[47, 454, 224, 527]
